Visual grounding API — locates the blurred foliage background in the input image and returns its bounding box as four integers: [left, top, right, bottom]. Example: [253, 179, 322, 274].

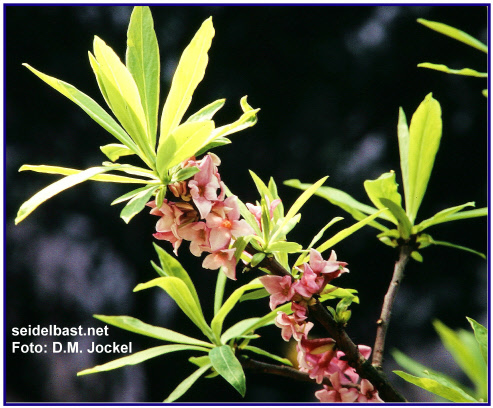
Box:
[6, 5, 487, 403]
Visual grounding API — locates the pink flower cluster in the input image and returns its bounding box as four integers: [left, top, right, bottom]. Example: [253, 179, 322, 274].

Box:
[259, 249, 382, 402]
[148, 154, 254, 280]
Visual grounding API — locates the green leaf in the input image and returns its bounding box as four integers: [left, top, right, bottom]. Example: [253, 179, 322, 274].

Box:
[205, 96, 259, 144]
[159, 17, 214, 143]
[393, 370, 478, 402]
[209, 345, 246, 397]
[434, 207, 487, 223]
[266, 241, 302, 253]
[284, 179, 390, 231]
[152, 243, 201, 311]
[364, 171, 403, 225]
[391, 349, 471, 394]
[397, 107, 411, 213]
[93, 315, 212, 348]
[156, 121, 214, 177]
[407, 93, 442, 223]
[186, 99, 225, 123]
[239, 288, 269, 302]
[16, 165, 121, 224]
[379, 198, 412, 239]
[126, 6, 160, 147]
[92, 36, 154, 166]
[23, 64, 140, 157]
[100, 143, 135, 162]
[316, 209, 386, 254]
[417, 18, 487, 53]
[433, 320, 487, 393]
[241, 345, 293, 366]
[250, 252, 266, 267]
[194, 137, 232, 157]
[418, 63, 487, 78]
[78, 344, 209, 376]
[164, 363, 212, 402]
[171, 166, 200, 182]
[466, 317, 487, 364]
[134, 277, 213, 341]
[431, 240, 486, 259]
[211, 279, 263, 341]
[120, 185, 157, 223]
[18, 164, 153, 184]
[415, 202, 476, 232]
[220, 318, 261, 344]
[111, 185, 155, 205]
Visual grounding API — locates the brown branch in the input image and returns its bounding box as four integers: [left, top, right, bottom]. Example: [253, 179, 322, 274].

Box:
[372, 244, 412, 371]
[240, 356, 359, 389]
[245, 244, 407, 402]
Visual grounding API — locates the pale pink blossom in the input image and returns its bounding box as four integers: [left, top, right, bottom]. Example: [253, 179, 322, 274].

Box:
[315, 372, 360, 402]
[188, 155, 221, 218]
[357, 379, 384, 402]
[202, 248, 238, 280]
[178, 222, 211, 257]
[275, 311, 314, 342]
[259, 275, 296, 310]
[246, 197, 282, 228]
[297, 337, 337, 384]
[331, 345, 372, 384]
[291, 301, 308, 322]
[292, 264, 325, 298]
[153, 230, 182, 255]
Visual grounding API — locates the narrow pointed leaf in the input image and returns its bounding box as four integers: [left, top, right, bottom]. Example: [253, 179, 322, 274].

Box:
[211, 279, 262, 340]
[16, 165, 121, 224]
[379, 198, 412, 239]
[466, 317, 487, 364]
[152, 243, 200, 308]
[93, 315, 212, 348]
[284, 179, 390, 230]
[134, 277, 213, 341]
[435, 207, 487, 223]
[92, 36, 154, 165]
[241, 345, 293, 366]
[221, 318, 262, 344]
[164, 363, 212, 402]
[364, 171, 402, 225]
[126, 6, 160, 147]
[78, 344, 209, 376]
[100, 143, 135, 161]
[186, 99, 225, 123]
[397, 107, 411, 213]
[209, 345, 246, 397]
[393, 370, 477, 402]
[159, 17, 214, 142]
[417, 18, 487, 53]
[316, 209, 386, 254]
[18, 165, 152, 184]
[415, 202, 476, 232]
[266, 241, 302, 253]
[120, 185, 158, 223]
[407, 93, 442, 223]
[23, 64, 139, 155]
[418, 63, 487, 78]
[431, 240, 486, 259]
[112, 185, 155, 205]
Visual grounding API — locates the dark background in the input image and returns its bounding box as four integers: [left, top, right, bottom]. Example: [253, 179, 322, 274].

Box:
[6, 5, 488, 403]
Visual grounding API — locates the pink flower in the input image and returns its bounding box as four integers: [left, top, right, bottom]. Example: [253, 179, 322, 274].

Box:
[357, 379, 384, 402]
[259, 275, 296, 310]
[315, 372, 360, 402]
[331, 345, 372, 384]
[297, 337, 337, 384]
[246, 197, 282, 228]
[178, 221, 210, 257]
[206, 196, 254, 251]
[202, 248, 238, 280]
[308, 248, 349, 281]
[153, 231, 182, 255]
[275, 311, 314, 342]
[292, 264, 325, 298]
[188, 155, 221, 218]
[291, 301, 308, 322]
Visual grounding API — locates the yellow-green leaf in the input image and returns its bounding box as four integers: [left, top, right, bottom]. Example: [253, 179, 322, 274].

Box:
[418, 63, 487, 78]
[364, 171, 403, 226]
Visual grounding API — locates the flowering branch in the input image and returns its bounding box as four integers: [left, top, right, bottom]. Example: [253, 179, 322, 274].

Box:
[372, 244, 413, 370]
[249, 246, 407, 402]
[240, 357, 360, 388]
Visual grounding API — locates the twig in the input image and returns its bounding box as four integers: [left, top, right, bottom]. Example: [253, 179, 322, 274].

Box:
[372, 244, 412, 371]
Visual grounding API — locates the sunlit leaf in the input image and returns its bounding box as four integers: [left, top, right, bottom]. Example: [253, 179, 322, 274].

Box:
[186, 99, 225, 123]
[126, 6, 160, 147]
[16, 165, 122, 224]
[93, 315, 212, 348]
[466, 317, 487, 364]
[418, 63, 487, 78]
[220, 318, 261, 344]
[431, 240, 486, 259]
[364, 171, 403, 226]
[266, 241, 302, 253]
[379, 198, 412, 239]
[397, 107, 411, 212]
[209, 345, 246, 397]
[407, 93, 442, 223]
[164, 363, 212, 402]
[415, 202, 476, 232]
[100, 143, 135, 161]
[134, 277, 213, 341]
[159, 17, 214, 143]
[78, 344, 209, 376]
[434, 207, 487, 223]
[417, 18, 487, 53]
[120, 185, 158, 223]
[393, 370, 477, 402]
[241, 345, 293, 366]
